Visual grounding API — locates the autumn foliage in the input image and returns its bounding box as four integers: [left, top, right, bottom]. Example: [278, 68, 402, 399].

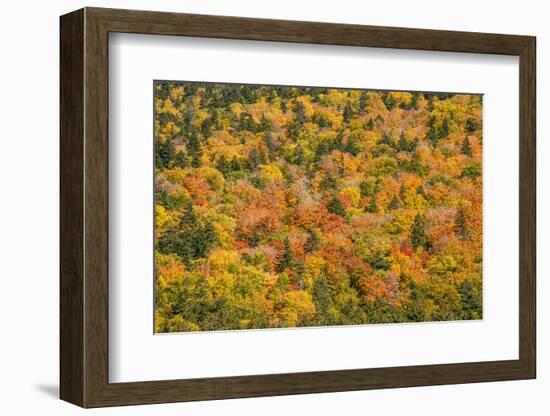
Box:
[154, 82, 483, 333]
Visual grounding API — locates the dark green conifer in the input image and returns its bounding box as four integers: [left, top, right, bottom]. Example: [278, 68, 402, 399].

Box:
[360, 178, 380, 197]
[319, 174, 338, 192]
[440, 117, 450, 138]
[388, 195, 400, 210]
[461, 137, 473, 157]
[247, 148, 262, 169]
[305, 229, 320, 253]
[327, 196, 346, 217]
[364, 196, 380, 213]
[366, 118, 375, 131]
[173, 151, 188, 168]
[453, 206, 471, 240]
[216, 154, 230, 176]
[312, 276, 333, 325]
[277, 237, 294, 272]
[399, 183, 408, 202]
[156, 139, 176, 169]
[359, 91, 368, 114]
[187, 131, 202, 167]
[230, 155, 242, 171]
[343, 101, 353, 123]
[410, 213, 429, 250]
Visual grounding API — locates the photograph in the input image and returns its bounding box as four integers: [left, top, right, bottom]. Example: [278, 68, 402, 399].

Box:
[153, 81, 483, 333]
[0, 2, 532, 411]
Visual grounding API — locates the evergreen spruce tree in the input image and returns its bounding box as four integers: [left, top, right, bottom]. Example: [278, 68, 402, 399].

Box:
[238, 111, 257, 132]
[453, 206, 471, 240]
[335, 129, 346, 152]
[266, 89, 277, 103]
[366, 118, 375, 131]
[183, 106, 195, 129]
[411, 92, 421, 110]
[416, 185, 429, 202]
[465, 117, 480, 133]
[305, 228, 320, 253]
[216, 154, 230, 176]
[327, 196, 346, 217]
[209, 108, 220, 129]
[319, 174, 337, 193]
[398, 132, 408, 152]
[383, 92, 396, 110]
[277, 237, 294, 273]
[158, 200, 198, 268]
[312, 276, 332, 325]
[187, 131, 202, 168]
[201, 117, 212, 138]
[259, 114, 273, 133]
[364, 196, 380, 213]
[230, 155, 242, 171]
[338, 154, 345, 176]
[398, 132, 417, 152]
[360, 178, 380, 197]
[425, 115, 449, 146]
[181, 200, 198, 230]
[293, 100, 306, 124]
[194, 222, 216, 258]
[359, 91, 368, 114]
[173, 150, 188, 168]
[263, 132, 275, 156]
[156, 139, 176, 169]
[287, 100, 307, 138]
[343, 101, 353, 123]
[344, 135, 360, 156]
[258, 149, 268, 165]
[461, 137, 473, 157]
[314, 141, 330, 164]
[426, 126, 439, 145]
[388, 195, 401, 210]
[248, 148, 261, 169]
[295, 145, 306, 166]
[222, 84, 242, 106]
[440, 117, 450, 139]
[410, 213, 429, 250]
[399, 183, 408, 202]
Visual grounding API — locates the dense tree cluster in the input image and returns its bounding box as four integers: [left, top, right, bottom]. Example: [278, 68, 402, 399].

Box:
[154, 82, 483, 333]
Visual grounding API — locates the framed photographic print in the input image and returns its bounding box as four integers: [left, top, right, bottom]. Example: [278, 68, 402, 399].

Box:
[60, 7, 536, 408]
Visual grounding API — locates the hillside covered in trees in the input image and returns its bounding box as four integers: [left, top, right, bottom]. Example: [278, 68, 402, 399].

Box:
[154, 81, 483, 333]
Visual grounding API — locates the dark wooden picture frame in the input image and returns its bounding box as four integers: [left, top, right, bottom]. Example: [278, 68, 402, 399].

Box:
[60, 7, 536, 408]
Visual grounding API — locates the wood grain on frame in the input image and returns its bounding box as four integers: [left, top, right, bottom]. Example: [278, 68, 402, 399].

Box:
[60, 7, 536, 408]
[60, 8, 85, 406]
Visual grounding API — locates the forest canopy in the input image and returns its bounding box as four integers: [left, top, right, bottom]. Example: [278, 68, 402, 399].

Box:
[154, 81, 483, 333]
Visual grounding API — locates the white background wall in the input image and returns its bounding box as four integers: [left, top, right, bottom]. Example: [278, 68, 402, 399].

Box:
[0, 0, 545, 414]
